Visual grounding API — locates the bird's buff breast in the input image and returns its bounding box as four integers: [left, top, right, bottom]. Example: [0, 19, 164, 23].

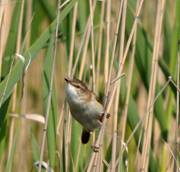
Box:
[66, 84, 102, 131]
[69, 101, 102, 131]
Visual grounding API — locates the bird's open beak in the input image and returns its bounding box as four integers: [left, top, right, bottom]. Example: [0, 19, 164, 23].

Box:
[64, 77, 69, 83]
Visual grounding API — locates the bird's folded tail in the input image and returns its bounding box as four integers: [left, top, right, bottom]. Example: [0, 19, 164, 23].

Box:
[81, 129, 90, 144]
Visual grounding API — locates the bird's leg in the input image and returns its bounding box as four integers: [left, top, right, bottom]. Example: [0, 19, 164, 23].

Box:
[91, 145, 100, 152]
[99, 112, 110, 122]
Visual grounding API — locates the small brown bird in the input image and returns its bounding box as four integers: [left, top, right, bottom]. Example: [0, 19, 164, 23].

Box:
[65, 78, 108, 144]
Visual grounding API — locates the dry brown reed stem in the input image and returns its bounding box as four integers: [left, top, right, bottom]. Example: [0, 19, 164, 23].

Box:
[65, 4, 78, 170]
[174, 43, 180, 171]
[79, 26, 91, 80]
[118, 1, 138, 170]
[18, 1, 32, 171]
[65, 4, 82, 170]
[68, 2, 96, 171]
[57, 104, 65, 171]
[112, 0, 143, 84]
[38, 1, 61, 171]
[110, 0, 127, 171]
[164, 141, 179, 171]
[0, 6, 4, 28]
[89, 0, 96, 92]
[107, 0, 123, 92]
[68, 2, 78, 77]
[72, 20, 90, 76]
[91, 149, 102, 172]
[120, 0, 138, 148]
[57, 104, 64, 135]
[79, 1, 97, 80]
[73, 1, 96, 78]
[106, 0, 144, 113]
[74, 142, 82, 171]
[21, 0, 32, 112]
[104, 0, 111, 89]
[124, 1, 139, 170]
[90, 0, 111, 170]
[87, 1, 144, 171]
[141, 0, 166, 171]
[96, 0, 105, 90]
[114, 76, 175, 168]
[59, 0, 70, 9]
[65, 112, 72, 171]
[0, 1, 5, 65]
[91, 1, 105, 171]
[162, 139, 179, 171]
[7, 0, 24, 159]
[0, 0, 6, 64]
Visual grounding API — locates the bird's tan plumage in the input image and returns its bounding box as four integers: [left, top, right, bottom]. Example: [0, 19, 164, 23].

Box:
[65, 78, 104, 143]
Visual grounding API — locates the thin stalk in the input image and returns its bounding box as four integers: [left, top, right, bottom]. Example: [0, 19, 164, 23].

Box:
[66, 4, 78, 170]
[89, 0, 96, 92]
[104, 0, 111, 89]
[57, 104, 65, 171]
[174, 42, 180, 171]
[108, 0, 123, 84]
[141, 0, 166, 171]
[72, 1, 97, 77]
[112, 0, 144, 83]
[90, 0, 112, 170]
[87, 1, 144, 171]
[68, 2, 78, 77]
[0, 0, 5, 67]
[78, 26, 91, 80]
[162, 140, 179, 171]
[74, 143, 81, 172]
[118, 0, 138, 170]
[115, 77, 174, 167]
[59, 0, 71, 9]
[96, 0, 105, 90]
[64, 111, 72, 172]
[105, 0, 144, 114]
[111, 0, 127, 171]
[21, 0, 32, 111]
[7, 0, 24, 159]
[38, 1, 61, 171]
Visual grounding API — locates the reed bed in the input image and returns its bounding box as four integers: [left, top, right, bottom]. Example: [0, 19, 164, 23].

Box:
[0, 0, 179, 172]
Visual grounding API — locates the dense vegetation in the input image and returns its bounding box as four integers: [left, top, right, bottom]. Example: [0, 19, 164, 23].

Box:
[0, 0, 179, 171]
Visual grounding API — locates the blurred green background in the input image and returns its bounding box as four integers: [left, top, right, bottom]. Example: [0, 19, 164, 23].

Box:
[0, 0, 179, 171]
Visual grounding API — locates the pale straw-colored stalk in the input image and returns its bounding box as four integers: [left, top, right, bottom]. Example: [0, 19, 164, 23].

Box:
[17, 0, 32, 171]
[8, 0, 24, 160]
[0, 0, 5, 68]
[87, 0, 144, 171]
[107, 0, 123, 93]
[68, 2, 78, 77]
[38, 1, 61, 171]
[140, 0, 166, 171]
[78, 26, 91, 80]
[96, 0, 105, 90]
[72, 2, 96, 77]
[105, 0, 144, 114]
[89, 0, 96, 92]
[104, 0, 111, 89]
[174, 42, 180, 171]
[110, 0, 127, 171]
[65, 4, 78, 170]
[118, 0, 139, 170]
[114, 76, 176, 168]
[90, 0, 111, 170]
[64, 111, 72, 171]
